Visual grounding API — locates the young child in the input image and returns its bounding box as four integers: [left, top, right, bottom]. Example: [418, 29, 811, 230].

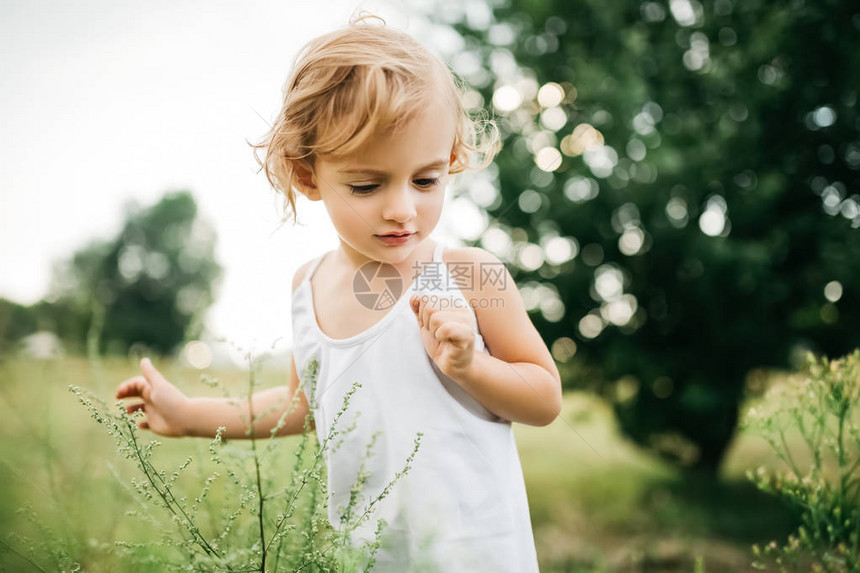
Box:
[115, 13, 562, 572]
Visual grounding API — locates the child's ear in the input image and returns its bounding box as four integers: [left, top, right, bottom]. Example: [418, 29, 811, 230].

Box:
[293, 160, 321, 201]
[448, 149, 461, 172]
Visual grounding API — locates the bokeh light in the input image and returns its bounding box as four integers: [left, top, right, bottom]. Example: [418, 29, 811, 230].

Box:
[619, 227, 646, 256]
[550, 336, 577, 362]
[698, 195, 730, 237]
[594, 265, 625, 300]
[540, 295, 566, 322]
[583, 145, 618, 178]
[517, 243, 545, 271]
[480, 227, 514, 259]
[578, 313, 604, 339]
[561, 123, 604, 157]
[537, 82, 565, 107]
[184, 340, 213, 369]
[448, 197, 488, 240]
[540, 107, 568, 132]
[683, 31, 710, 72]
[563, 176, 600, 203]
[534, 147, 563, 172]
[824, 281, 843, 303]
[492, 85, 521, 112]
[666, 197, 689, 227]
[542, 236, 579, 264]
[669, 0, 701, 27]
[626, 138, 647, 161]
[518, 189, 544, 213]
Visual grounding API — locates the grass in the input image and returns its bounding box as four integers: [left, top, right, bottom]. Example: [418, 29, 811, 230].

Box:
[516, 382, 802, 572]
[0, 354, 806, 572]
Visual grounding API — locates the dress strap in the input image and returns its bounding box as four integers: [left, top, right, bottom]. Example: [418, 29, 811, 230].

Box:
[432, 240, 444, 263]
[427, 240, 481, 336]
[303, 251, 328, 285]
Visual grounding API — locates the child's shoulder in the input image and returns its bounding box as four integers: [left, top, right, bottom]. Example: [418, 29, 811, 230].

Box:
[440, 245, 502, 267]
[440, 245, 513, 299]
[291, 254, 326, 294]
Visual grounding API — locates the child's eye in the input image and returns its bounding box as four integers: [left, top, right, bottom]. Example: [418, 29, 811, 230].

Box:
[414, 178, 440, 189]
[348, 179, 440, 195]
[348, 184, 379, 195]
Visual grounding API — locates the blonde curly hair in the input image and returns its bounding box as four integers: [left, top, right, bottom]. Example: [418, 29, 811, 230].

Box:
[251, 13, 499, 224]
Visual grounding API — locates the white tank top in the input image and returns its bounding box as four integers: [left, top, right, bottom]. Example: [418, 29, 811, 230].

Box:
[290, 240, 540, 572]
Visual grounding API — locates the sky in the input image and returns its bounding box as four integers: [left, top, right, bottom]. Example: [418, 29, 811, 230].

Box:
[0, 0, 472, 361]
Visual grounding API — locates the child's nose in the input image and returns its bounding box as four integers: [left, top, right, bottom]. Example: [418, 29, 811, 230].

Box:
[382, 183, 418, 222]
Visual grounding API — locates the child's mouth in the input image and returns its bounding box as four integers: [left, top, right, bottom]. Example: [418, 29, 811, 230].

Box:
[376, 232, 414, 245]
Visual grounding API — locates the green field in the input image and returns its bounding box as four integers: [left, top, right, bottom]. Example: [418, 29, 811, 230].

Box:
[0, 355, 801, 572]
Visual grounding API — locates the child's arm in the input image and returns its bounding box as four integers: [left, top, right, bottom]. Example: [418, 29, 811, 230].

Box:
[114, 259, 318, 439]
[410, 247, 563, 427]
[115, 355, 313, 439]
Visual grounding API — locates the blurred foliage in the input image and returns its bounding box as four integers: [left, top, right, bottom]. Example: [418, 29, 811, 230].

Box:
[439, 0, 860, 474]
[0, 299, 38, 354]
[2, 191, 222, 356]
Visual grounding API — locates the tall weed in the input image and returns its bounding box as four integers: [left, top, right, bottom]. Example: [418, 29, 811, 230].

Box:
[62, 354, 422, 572]
[742, 350, 860, 572]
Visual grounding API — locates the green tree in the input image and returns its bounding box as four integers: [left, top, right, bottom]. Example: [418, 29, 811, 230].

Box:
[0, 298, 38, 354]
[443, 0, 860, 475]
[45, 191, 222, 355]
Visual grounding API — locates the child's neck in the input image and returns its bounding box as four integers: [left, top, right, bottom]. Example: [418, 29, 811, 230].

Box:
[334, 237, 437, 281]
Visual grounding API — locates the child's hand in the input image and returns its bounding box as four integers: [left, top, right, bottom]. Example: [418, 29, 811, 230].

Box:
[410, 293, 475, 382]
[115, 357, 191, 437]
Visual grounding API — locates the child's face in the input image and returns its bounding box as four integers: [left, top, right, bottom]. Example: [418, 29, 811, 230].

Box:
[300, 97, 456, 266]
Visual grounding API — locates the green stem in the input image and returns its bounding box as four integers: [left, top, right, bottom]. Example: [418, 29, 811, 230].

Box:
[778, 429, 804, 480]
[124, 414, 223, 561]
[264, 383, 358, 555]
[0, 537, 48, 573]
[246, 356, 267, 573]
[836, 400, 848, 541]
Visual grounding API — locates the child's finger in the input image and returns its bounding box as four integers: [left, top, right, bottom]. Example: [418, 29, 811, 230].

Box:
[116, 376, 150, 400]
[433, 321, 472, 348]
[410, 295, 424, 327]
[421, 298, 441, 328]
[126, 402, 146, 415]
[416, 296, 434, 328]
[140, 357, 168, 387]
[429, 312, 471, 339]
[418, 299, 430, 328]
